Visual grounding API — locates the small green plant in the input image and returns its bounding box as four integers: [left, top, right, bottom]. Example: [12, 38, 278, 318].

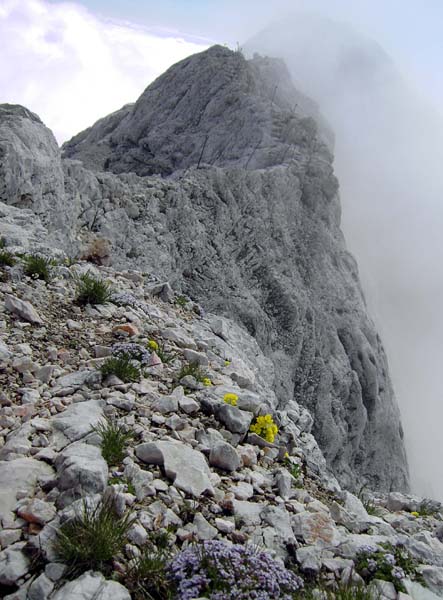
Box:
[179, 499, 198, 525]
[357, 486, 380, 517]
[53, 497, 134, 576]
[328, 580, 378, 600]
[93, 418, 134, 465]
[148, 338, 174, 364]
[177, 361, 207, 383]
[175, 295, 188, 308]
[288, 462, 301, 480]
[108, 476, 136, 495]
[22, 254, 52, 281]
[0, 249, 15, 267]
[355, 542, 422, 592]
[417, 500, 441, 517]
[127, 531, 174, 600]
[101, 355, 141, 383]
[75, 272, 111, 306]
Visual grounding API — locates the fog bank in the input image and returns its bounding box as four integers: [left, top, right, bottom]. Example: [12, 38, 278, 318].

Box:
[247, 12, 443, 499]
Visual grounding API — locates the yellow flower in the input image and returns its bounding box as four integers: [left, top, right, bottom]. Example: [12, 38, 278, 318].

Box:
[411, 511, 420, 517]
[148, 340, 159, 352]
[203, 378, 212, 387]
[284, 451, 290, 459]
[224, 360, 231, 366]
[223, 393, 238, 406]
[249, 414, 278, 443]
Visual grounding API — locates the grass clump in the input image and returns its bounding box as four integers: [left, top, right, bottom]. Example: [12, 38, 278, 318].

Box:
[53, 497, 134, 577]
[127, 531, 174, 600]
[101, 355, 141, 383]
[22, 254, 53, 281]
[75, 272, 111, 306]
[329, 581, 378, 600]
[0, 237, 15, 267]
[0, 249, 15, 267]
[177, 361, 207, 383]
[92, 418, 133, 465]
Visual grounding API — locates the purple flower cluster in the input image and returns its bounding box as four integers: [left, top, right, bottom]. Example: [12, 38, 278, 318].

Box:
[383, 553, 396, 566]
[110, 292, 148, 313]
[392, 566, 406, 580]
[112, 342, 151, 366]
[168, 540, 303, 600]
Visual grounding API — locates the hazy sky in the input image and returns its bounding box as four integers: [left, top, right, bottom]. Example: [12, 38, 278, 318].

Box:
[1, 0, 442, 141]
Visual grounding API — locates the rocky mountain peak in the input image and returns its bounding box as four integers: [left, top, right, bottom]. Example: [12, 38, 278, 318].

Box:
[62, 45, 332, 176]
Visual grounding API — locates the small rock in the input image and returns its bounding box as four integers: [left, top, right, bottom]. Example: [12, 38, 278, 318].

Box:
[151, 394, 178, 414]
[17, 498, 56, 525]
[192, 513, 218, 541]
[230, 481, 254, 500]
[4, 295, 43, 325]
[148, 281, 174, 303]
[136, 440, 214, 497]
[113, 323, 139, 337]
[216, 404, 253, 434]
[27, 573, 54, 600]
[183, 348, 208, 366]
[0, 542, 30, 585]
[209, 441, 241, 472]
[56, 442, 108, 502]
[178, 395, 199, 415]
[51, 571, 131, 600]
[215, 517, 235, 534]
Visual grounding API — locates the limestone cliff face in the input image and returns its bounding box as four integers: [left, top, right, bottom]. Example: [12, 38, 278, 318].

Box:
[0, 46, 408, 492]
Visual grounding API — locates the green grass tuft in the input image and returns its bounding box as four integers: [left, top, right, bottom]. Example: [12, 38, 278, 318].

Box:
[101, 355, 141, 383]
[92, 418, 134, 465]
[177, 361, 207, 383]
[75, 272, 111, 306]
[330, 581, 379, 600]
[127, 530, 174, 600]
[53, 497, 134, 577]
[0, 249, 16, 267]
[22, 254, 52, 281]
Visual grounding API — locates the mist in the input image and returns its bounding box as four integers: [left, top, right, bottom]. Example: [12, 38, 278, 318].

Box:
[245, 11, 443, 499]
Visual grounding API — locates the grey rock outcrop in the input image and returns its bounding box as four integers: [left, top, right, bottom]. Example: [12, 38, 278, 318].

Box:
[0, 44, 408, 492]
[0, 104, 69, 240]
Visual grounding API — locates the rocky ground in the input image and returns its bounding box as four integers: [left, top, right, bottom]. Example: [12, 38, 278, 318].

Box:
[0, 256, 442, 599]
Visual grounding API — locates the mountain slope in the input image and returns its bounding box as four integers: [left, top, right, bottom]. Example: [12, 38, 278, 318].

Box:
[0, 45, 408, 492]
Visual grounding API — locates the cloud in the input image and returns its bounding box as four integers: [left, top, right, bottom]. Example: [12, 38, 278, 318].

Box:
[0, 0, 209, 143]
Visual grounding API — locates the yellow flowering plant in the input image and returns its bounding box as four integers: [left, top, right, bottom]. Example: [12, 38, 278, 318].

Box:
[223, 393, 238, 406]
[224, 360, 231, 367]
[203, 378, 212, 387]
[147, 340, 159, 352]
[250, 414, 278, 443]
[410, 511, 420, 518]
